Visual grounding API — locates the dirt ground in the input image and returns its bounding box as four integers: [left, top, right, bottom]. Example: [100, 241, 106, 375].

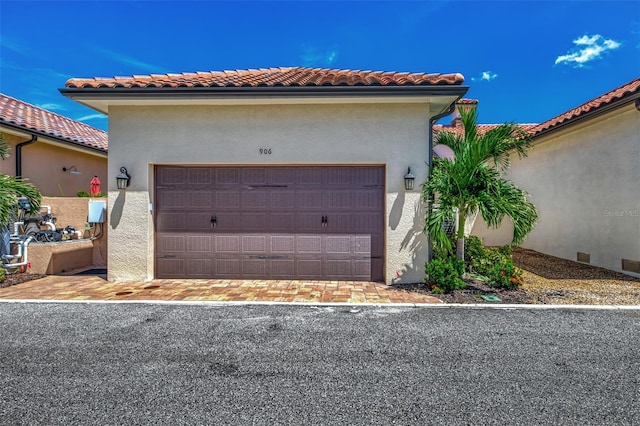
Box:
[2, 248, 639, 305]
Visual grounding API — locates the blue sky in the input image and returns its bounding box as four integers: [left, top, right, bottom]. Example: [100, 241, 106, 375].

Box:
[1, 0, 638, 131]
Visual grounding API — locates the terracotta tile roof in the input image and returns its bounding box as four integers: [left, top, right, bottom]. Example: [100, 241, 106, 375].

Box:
[0, 93, 107, 152]
[65, 67, 465, 89]
[528, 77, 640, 137]
[433, 123, 538, 138]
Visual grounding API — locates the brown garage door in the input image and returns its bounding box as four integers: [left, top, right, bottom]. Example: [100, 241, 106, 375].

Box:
[155, 166, 384, 281]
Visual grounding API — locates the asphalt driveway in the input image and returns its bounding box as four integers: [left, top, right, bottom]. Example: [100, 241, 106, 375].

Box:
[1, 303, 638, 425]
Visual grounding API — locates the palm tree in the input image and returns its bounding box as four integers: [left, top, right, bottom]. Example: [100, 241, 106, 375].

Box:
[0, 133, 41, 226]
[423, 106, 538, 262]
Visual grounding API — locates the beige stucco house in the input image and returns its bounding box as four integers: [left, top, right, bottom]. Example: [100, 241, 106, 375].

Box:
[1, 94, 109, 274]
[0, 93, 108, 196]
[61, 67, 468, 283]
[472, 78, 640, 276]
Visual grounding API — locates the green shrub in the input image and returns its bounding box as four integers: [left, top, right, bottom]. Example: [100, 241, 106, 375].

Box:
[487, 259, 524, 289]
[0, 267, 5, 283]
[464, 236, 513, 277]
[425, 256, 466, 294]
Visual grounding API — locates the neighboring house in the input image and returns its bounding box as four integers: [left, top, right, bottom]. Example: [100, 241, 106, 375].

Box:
[0, 94, 107, 196]
[472, 78, 640, 276]
[61, 67, 468, 283]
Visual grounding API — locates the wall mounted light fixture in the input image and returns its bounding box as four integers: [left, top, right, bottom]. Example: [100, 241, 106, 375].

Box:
[62, 166, 81, 175]
[404, 167, 415, 191]
[116, 167, 130, 190]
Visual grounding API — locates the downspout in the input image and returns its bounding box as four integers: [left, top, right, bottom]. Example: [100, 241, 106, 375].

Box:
[426, 102, 457, 261]
[15, 135, 37, 178]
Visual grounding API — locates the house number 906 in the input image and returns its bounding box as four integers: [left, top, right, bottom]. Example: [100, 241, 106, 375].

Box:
[259, 148, 272, 155]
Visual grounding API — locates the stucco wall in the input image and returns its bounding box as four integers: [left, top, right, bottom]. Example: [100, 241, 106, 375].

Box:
[107, 103, 433, 283]
[0, 132, 107, 196]
[472, 104, 640, 274]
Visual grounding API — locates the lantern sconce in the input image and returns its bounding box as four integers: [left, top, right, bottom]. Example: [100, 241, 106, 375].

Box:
[116, 167, 130, 190]
[62, 166, 81, 175]
[404, 167, 415, 191]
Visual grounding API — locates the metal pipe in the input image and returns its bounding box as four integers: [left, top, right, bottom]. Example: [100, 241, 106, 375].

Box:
[2, 235, 34, 269]
[15, 135, 37, 178]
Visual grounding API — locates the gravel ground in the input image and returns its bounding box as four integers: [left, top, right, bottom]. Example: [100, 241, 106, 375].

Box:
[2, 248, 639, 305]
[397, 247, 640, 305]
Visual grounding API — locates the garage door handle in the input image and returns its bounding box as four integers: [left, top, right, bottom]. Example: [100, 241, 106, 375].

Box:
[321, 215, 328, 227]
[211, 215, 217, 228]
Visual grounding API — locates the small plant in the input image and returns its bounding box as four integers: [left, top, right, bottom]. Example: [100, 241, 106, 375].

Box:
[425, 256, 466, 293]
[488, 259, 524, 289]
[0, 267, 5, 283]
[77, 190, 105, 197]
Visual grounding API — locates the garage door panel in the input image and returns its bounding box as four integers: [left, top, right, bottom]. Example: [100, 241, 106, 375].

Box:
[216, 192, 241, 209]
[242, 192, 269, 209]
[354, 213, 383, 233]
[296, 191, 323, 209]
[297, 168, 324, 186]
[271, 213, 296, 232]
[187, 235, 212, 252]
[242, 235, 267, 253]
[158, 167, 187, 186]
[215, 168, 240, 185]
[354, 190, 383, 209]
[242, 168, 267, 185]
[295, 214, 322, 232]
[325, 214, 354, 233]
[326, 236, 352, 254]
[297, 235, 323, 253]
[187, 212, 214, 230]
[186, 259, 212, 276]
[187, 168, 213, 185]
[157, 234, 186, 253]
[216, 235, 241, 253]
[242, 259, 267, 276]
[271, 235, 295, 253]
[157, 213, 186, 231]
[270, 191, 296, 209]
[241, 213, 268, 230]
[297, 260, 323, 278]
[326, 260, 352, 278]
[271, 260, 296, 277]
[216, 258, 240, 276]
[187, 191, 212, 209]
[157, 191, 187, 209]
[324, 191, 353, 210]
[157, 258, 185, 276]
[215, 213, 240, 231]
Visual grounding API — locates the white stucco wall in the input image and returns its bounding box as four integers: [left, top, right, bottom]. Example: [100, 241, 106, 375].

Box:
[107, 102, 435, 283]
[472, 104, 640, 275]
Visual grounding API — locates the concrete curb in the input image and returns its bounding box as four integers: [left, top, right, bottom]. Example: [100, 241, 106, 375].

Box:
[1, 299, 639, 310]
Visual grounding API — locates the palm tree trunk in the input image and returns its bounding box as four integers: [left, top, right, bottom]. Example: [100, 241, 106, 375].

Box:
[456, 211, 466, 260]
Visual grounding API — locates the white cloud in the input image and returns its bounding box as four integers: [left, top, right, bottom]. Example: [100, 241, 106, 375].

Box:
[37, 103, 65, 111]
[76, 114, 107, 122]
[555, 34, 621, 67]
[300, 47, 338, 67]
[471, 71, 498, 82]
[0, 36, 30, 56]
